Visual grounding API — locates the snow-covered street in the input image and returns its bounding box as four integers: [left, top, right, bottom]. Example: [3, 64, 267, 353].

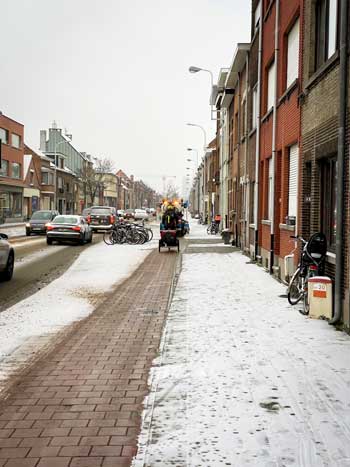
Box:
[133, 224, 350, 467]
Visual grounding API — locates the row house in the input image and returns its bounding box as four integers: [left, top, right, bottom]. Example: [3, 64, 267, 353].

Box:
[192, 0, 349, 326]
[40, 122, 88, 214]
[0, 113, 25, 223]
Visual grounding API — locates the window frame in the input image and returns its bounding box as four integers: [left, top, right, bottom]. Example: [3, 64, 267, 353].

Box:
[0, 128, 9, 145]
[11, 162, 21, 179]
[0, 159, 9, 176]
[315, 0, 339, 71]
[11, 133, 21, 149]
[320, 157, 337, 251]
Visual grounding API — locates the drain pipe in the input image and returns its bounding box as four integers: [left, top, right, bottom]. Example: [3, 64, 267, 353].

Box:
[330, 0, 348, 325]
[254, 2, 263, 258]
[270, 0, 280, 274]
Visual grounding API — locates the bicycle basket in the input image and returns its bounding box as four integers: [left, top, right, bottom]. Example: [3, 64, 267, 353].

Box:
[305, 232, 327, 264]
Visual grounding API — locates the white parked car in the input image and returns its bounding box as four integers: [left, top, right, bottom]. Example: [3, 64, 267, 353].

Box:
[0, 233, 14, 281]
[134, 209, 149, 221]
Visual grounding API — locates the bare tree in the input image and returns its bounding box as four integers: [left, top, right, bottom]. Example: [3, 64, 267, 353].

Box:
[164, 181, 179, 200]
[79, 157, 115, 206]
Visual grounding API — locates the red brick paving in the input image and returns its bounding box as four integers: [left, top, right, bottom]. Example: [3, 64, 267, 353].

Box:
[0, 250, 177, 467]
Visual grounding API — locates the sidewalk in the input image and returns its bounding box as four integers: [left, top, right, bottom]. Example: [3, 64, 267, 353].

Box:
[133, 224, 350, 467]
[0, 249, 177, 467]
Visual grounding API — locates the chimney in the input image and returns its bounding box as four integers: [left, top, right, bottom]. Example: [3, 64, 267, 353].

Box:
[40, 130, 47, 152]
[130, 175, 134, 182]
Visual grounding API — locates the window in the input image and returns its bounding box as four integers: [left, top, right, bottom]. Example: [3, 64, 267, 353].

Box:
[12, 162, 21, 179]
[12, 133, 21, 149]
[0, 128, 9, 144]
[30, 171, 34, 185]
[41, 171, 54, 185]
[0, 160, 8, 176]
[234, 113, 239, 145]
[254, 1, 261, 31]
[286, 19, 300, 88]
[252, 86, 258, 129]
[267, 61, 275, 111]
[288, 144, 299, 217]
[58, 177, 63, 189]
[320, 158, 337, 249]
[268, 158, 273, 220]
[315, 0, 338, 70]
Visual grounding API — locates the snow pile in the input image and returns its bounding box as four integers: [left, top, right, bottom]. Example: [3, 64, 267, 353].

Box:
[134, 250, 350, 467]
[0, 241, 153, 379]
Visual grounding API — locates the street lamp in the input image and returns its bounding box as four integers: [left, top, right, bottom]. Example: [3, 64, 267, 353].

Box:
[186, 123, 207, 151]
[189, 66, 214, 90]
[187, 148, 199, 168]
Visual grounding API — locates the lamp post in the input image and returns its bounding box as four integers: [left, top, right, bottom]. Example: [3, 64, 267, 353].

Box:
[186, 123, 207, 151]
[53, 136, 72, 211]
[189, 66, 217, 120]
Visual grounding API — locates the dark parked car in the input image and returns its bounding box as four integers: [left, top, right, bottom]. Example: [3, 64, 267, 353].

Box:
[0, 233, 14, 281]
[26, 210, 59, 236]
[46, 215, 93, 245]
[87, 206, 116, 231]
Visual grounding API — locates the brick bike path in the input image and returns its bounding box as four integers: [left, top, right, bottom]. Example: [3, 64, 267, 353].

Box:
[0, 249, 177, 467]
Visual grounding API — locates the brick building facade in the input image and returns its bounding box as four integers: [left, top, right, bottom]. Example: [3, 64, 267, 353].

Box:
[0, 113, 25, 223]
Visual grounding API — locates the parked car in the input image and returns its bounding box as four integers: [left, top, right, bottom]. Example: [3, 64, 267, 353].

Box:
[134, 209, 149, 221]
[46, 215, 93, 245]
[149, 208, 156, 217]
[117, 209, 125, 218]
[87, 206, 116, 231]
[0, 233, 14, 281]
[26, 210, 60, 236]
[124, 209, 135, 220]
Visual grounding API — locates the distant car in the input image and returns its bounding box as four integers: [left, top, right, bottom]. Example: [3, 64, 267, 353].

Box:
[134, 209, 149, 221]
[46, 215, 93, 245]
[124, 209, 135, 220]
[87, 206, 116, 231]
[117, 209, 125, 218]
[82, 208, 91, 220]
[149, 208, 156, 217]
[26, 210, 60, 236]
[0, 233, 14, 281]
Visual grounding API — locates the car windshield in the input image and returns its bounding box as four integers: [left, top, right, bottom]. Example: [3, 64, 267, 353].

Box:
[91, 208, 111, 215]
[53, 216, 78, 224]
[31, 211, 53, 220]
[82, 209, 91, 216]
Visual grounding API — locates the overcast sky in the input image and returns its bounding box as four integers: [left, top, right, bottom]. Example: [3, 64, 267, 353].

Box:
[1, 0, 250, 194]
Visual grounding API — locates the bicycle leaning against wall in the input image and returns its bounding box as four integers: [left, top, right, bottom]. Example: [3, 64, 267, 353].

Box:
[287, 232, 327, 315]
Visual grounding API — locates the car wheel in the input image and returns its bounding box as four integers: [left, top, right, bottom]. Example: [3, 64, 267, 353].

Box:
[47, 237, 53, 245]
[88, 233, 93, 243]
[1, 251, 14, 281]
[79, 235, 85, 245]
[26, 229, 31, 236]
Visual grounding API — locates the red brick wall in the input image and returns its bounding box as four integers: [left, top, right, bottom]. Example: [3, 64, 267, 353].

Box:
[0, 114, 24, 186]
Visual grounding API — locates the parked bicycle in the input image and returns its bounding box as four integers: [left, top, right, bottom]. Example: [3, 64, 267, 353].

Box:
[287, 232, 327, 315]
[207, 220, 219, 235]
[103, 220, 153, 245]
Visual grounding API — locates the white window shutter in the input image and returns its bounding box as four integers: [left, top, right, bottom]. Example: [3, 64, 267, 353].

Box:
[267, 62, 275, 111]
[288, 144, 299, 217]
[268, 158, 273, 220]
[287, 18, 300, 88]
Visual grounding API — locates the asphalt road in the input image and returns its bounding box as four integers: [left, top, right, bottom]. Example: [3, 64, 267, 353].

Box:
[0, 234, 103, 313]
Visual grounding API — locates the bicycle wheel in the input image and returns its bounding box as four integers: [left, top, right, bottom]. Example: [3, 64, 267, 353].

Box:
[103, 230, 115, 245]
[146, 228, 153, 242]
[287, 268, 303, 305]
[301, 275, 310, 315]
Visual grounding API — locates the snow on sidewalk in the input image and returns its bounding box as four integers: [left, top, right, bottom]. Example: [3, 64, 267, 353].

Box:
[0, 240, 154, 388]
[133, 246, 350, 467]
